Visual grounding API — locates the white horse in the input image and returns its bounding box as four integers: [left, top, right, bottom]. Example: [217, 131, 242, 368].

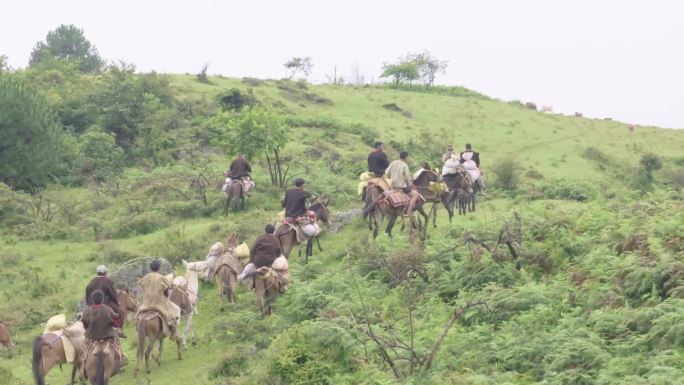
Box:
[169, 263, 202, 350]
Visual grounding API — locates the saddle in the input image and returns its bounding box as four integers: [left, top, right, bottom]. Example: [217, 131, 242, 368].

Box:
[383, 189, 410, 208]
[281, 211, 320, 244]
[137, 311, 173, 337]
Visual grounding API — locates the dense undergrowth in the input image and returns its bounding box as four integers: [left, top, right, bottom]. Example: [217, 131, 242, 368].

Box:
[0, 69, 682, 385]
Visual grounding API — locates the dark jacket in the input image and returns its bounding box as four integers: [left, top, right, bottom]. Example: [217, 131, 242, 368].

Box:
[282, 188, 308, 218]
[250, 234, 281, 268]
[367, 150, 390, 176]
[82, 304, 117, 340]
[460, 151, 480, 167]
[229, 157, 252, 178]
[85, 276, 120, 314]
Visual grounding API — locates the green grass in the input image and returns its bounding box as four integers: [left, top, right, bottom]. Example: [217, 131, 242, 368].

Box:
[1, 75, 683, 384]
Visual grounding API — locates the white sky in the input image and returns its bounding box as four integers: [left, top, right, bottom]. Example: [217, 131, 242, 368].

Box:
[2, 0, 683, 128]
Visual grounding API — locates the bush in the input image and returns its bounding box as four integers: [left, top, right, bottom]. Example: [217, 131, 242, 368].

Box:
[491, 158, 522, 190]
[217, 88, 257, 111]
[541, 180, 593, 201]
[113, 211, 168, 238]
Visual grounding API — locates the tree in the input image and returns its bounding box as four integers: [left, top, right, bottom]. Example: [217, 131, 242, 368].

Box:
[0, 75, 72, 190]
[78, 128, 124, 184]
[380, 61, 419, 89]
[409, 51, 448, 88]
[284, 57, 313, 80]
[0, 54, 8, 73]
[29, 24, 104, 73]
[218, 107, 291, 187]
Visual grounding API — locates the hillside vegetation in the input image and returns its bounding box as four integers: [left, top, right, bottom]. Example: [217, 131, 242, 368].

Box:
[1, 66, 683, 385]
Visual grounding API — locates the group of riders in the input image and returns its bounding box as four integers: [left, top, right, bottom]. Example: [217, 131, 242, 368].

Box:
[72, 142, 483, 382]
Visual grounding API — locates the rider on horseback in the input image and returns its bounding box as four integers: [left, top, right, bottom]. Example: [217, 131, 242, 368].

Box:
[85, 265, 125, 337]
[81, 289, 124, 374]
[238, 224, 282, 281]
[136, 260, 181, 341]
[223, 153, 255, 196]
[460, 143, 485, 194]
[367, 141, 390, 178]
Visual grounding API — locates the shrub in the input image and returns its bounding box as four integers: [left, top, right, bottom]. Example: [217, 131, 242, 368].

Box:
[491, 158, 522, 190]
[217, 88, 257, 111]
[541, 180, 593, 201]
[113, 211, 168, 238]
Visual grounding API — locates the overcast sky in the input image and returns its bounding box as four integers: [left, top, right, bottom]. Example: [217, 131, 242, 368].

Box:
[2, 0, 683, 128]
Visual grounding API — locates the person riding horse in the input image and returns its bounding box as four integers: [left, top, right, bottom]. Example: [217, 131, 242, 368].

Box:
[85, 265, 125, 337]
[460, 143, 485, 193]
[365, 151, 421, 216]
[281, 178, 310, 219]
[239, 224, 283, 284]
[367, 141, 390, 178]
[136, 260, 181, 341]
[224, 153, 255, 196]
[81, 289, 123, 376]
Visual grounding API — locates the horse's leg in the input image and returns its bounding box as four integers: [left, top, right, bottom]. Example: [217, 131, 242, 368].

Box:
[240, 194, 245, 210]
[135, 323, 144, 374]
[70, 360, 78, 385]
[228, 272, 237, 304]
[187, 313, 196, 346]
[255, 279, 266, 318]
[386, 214, 398, 237]
[144, 335, 154, 373]
[223, 197, 230, 216]
[316, 237, 323, 252]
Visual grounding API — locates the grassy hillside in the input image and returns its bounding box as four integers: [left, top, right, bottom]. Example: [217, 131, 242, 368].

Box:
[1, 74, 683, 385]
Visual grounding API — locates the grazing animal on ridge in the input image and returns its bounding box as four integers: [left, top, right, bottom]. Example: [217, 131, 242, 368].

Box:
[525, 101, 537, 110]
[541, 105, 553, 113]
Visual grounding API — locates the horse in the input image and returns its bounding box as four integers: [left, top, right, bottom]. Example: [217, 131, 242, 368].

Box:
[134, 312, 181, 375]
[32, 323, 83, 385]
[215, 234, 242, 309]
[83, 339, 121, 385]
[116, 289, 138, 326]
[413, 167, 454, 225]
[443, 171, 472, 215]
[169, 275, 198, 350]
[277, 197, 330, 262]
[253, 267, 281, 318]
[223, 180, 245, 215]
[364, 185, 429, 239]
[0, 322, 11, 349]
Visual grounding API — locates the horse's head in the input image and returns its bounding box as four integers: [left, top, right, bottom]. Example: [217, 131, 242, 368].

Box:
[311, 195, 330, 226]
[117, 289, 138, 312]
[225, 233, 240, 249]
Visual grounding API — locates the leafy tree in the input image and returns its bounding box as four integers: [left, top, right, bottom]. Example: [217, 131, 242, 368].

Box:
[381, 60, 419, 89]
[196, 63, 212, 84]
[0, 54, 8, 73]
[634, 153, 663, 192]
[29, 24, 104, 73]
[409, 51, 448, 88]
[78, 128, 124, 183]
[218, 106, 291, 187]
[284, 57, 313, 80]
[0, 75, 72, 190]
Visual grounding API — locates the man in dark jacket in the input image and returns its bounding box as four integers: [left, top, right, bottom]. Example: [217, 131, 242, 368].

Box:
[367, 141, 390, 177]
[250, 224, 281, 268]
[460, 143, 480, 167]
[85, 265, 123, 331]
[229, 153, 252, 178]
[281, 178, 309, 219]
[81, 289, 124, 371]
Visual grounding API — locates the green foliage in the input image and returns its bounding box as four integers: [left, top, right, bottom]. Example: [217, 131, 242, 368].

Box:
[491, 158, 522, 191]
[284, 57, 313, 80]
[29, 24, 104, 73]
[381, 60, 419, 89]
[217, 88, 257, 111]
[78, 128, 124, 183]
[0, 75, 73, 190]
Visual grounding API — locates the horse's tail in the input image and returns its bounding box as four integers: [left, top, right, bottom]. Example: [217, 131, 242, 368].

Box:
[32, 336, 45, 385]
[137, 317, 146, 357]
[95, 350, 105, 385]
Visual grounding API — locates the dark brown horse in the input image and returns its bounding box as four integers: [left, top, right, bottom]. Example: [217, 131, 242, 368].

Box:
[215, 234, 241, 309]
[253, 267, 280, 318]
[223, 180, 245, 215]
[443, 170, 472, 215]
[364, 186, 429, 239]
[134, 312, 181, 375]
[32, 325, 83, 385]
[277, 198, 330, 262]
[83, 339, 121, 385]
[413, 167, 454, 225]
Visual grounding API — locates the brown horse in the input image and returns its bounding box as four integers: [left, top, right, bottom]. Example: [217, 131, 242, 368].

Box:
[116, 289, 138, 326]
[253, 267, 281, 318]
[215, 234, 241, 309]
[83, 340, 121, 385]
[364, 186, 429, 239]
[277, 198, 330, 262]
[0, 322, 11, 349]
[223, 180, 245, 215]
[134, 312, 181, 375]
[413, 167, 454, 225]
[32, 327, 83, 385]
[443, 171, 472, 215]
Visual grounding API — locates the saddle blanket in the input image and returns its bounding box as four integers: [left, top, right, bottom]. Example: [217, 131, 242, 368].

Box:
[384, 189, 410, 207]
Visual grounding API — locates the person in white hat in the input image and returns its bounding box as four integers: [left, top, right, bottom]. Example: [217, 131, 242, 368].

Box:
[85, 265, 124, 336]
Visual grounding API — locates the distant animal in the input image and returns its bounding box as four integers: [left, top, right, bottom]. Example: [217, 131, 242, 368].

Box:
[223, 179, 245, 215]
[574, 112, 583, 117]
[541, 105, 553, 113]
[277, 197, 330, 260]
[134, 311, 182, 375]
[32, 321, 84, 385]
[83, 339, 121, 385]
[0, 322, 12, 349]
[253, 267, 281, 318]
[169, 267, 200, 350]
[525, 102, 537, 110]
[604, 117, 612, 121]
[215, 234, 242, 309]
[116, 289, 138, 325]
[413, 166, 453, 225]
[629, 125, 635, 133]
